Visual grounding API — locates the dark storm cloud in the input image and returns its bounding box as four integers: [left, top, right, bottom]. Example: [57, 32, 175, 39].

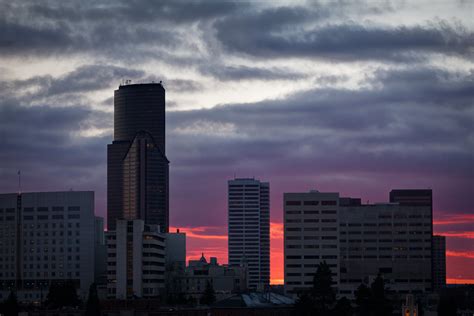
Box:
[199, 65, 307, 81]
[0, 0, 238, 58]
[165, 66, 474, 224]
[0, 100, 111, 213]
[0, 65, 472, 221]
[0, 65, 144, 101]
[214, 9, 474, 61]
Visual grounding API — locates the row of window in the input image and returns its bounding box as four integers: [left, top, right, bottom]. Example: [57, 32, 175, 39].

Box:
[286, 200, 337, 206]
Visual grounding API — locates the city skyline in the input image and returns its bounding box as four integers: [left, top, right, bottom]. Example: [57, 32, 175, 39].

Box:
[1, 0, 473, 286]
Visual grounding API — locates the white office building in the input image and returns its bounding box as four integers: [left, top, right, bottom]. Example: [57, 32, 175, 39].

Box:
[0, 191, 97, 302]
[228, 178, 270, 289]
[106, 219, 166, 299]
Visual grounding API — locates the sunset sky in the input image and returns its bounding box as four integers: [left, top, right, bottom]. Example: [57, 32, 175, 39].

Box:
[0, 1, 473, 284]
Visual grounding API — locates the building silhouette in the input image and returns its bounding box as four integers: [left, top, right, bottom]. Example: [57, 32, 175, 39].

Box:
[228, 178, 270, 289]
[432, 235, 446, 290]
[284, 189, 436, 297]
[107, 83, 169, 232]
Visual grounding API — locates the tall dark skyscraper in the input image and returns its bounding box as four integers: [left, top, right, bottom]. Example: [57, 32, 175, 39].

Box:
[107, 83, 169, 232]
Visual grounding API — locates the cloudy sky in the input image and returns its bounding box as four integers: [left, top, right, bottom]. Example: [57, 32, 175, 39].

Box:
[1, 0, 473, 284]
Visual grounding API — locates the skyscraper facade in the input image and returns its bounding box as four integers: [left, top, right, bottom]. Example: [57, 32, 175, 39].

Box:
[284, 189, 434, 297]
[107, 83, 169, 232]
[0, 191, 97, 302]
[228, 178, 270, 289]
[432, 235, 446, 291]
[284, 191, 340, 295]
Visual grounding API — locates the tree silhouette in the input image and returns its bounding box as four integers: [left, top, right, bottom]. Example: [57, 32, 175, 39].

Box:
[0, 291, 19, 316]
[354, 275, 392, 316]
[45, 280, 80, 309]
[312, 261, 336, 315]
[437, 295, 457, 316]
[369, 275, 392, 316]
[354, 283, 371, 315]
[294, 261, 336, 316]
[332, 296, 353, 316]
[85, 283, 101, 316]
[200, 281, 216, 305]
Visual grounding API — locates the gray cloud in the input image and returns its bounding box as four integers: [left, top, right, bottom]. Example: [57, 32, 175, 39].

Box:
[214, 10, 474, 62]
[199, 65, 307, 81]
[0, 0, 238, 58]
[0, 65, 473, 223]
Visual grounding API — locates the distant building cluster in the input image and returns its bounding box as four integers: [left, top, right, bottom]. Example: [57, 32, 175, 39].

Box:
[0, 82, 452, 314]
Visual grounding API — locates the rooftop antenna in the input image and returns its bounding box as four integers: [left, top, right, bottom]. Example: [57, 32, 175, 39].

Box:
[17, 170, 21, 194]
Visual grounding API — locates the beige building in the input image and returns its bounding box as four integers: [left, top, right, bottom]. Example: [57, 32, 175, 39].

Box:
[106, 220, 166, 299]
[284, 189, 434, 298]
[284, 190, 340, 295]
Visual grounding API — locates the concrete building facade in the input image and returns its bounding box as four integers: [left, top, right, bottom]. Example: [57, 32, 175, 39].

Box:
[338, 200, 432, 296]
[283, 191, 340, 295]
[283, 189, 435, 297]
[228, 178, 270, 289]
[0, 191, 97, 302]
[106, 219, 166, 299]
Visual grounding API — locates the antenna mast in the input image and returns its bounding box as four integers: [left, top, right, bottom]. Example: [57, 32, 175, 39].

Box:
[18, 170, 21, 194]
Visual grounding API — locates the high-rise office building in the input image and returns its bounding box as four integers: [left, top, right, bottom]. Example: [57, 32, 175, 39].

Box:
[284, 191, 340, 295]
[0, 191, 98, 302]
[284, 189, 434, 297]
[228, 178, 270, 289]
[107, 82, 169, 232]
[432, 235, 446, 291]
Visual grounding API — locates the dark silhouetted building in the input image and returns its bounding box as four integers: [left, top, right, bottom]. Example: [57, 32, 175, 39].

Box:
[107, 83, 169, 232]
[432, 235, 446, 290]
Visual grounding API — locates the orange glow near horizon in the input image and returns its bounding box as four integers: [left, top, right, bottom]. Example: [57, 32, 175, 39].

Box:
[172, 212, 474, 286]
[433, 213, 474, 225]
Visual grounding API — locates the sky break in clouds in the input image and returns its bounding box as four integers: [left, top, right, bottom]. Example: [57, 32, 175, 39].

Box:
[0, 0, 473, 284]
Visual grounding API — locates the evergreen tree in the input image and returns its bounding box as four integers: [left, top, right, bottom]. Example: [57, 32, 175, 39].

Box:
[354, 276, 393, 316]
[332, 297, 353, 316]
[294, 261, 336, 316]
[437, 295, 457, 316]
[85, 283, 101, 316]
[370, 275, 392, 316]
[312, 261, 336, 315]
[1, 291, 19, 316]
[45, 280, 80, 309]
[354, 283, 371, 315]
[200, 281, 216, 305]
[293, 292, 313, 316]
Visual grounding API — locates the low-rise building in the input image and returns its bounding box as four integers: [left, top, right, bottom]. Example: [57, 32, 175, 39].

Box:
[173, 254, 247, 301]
